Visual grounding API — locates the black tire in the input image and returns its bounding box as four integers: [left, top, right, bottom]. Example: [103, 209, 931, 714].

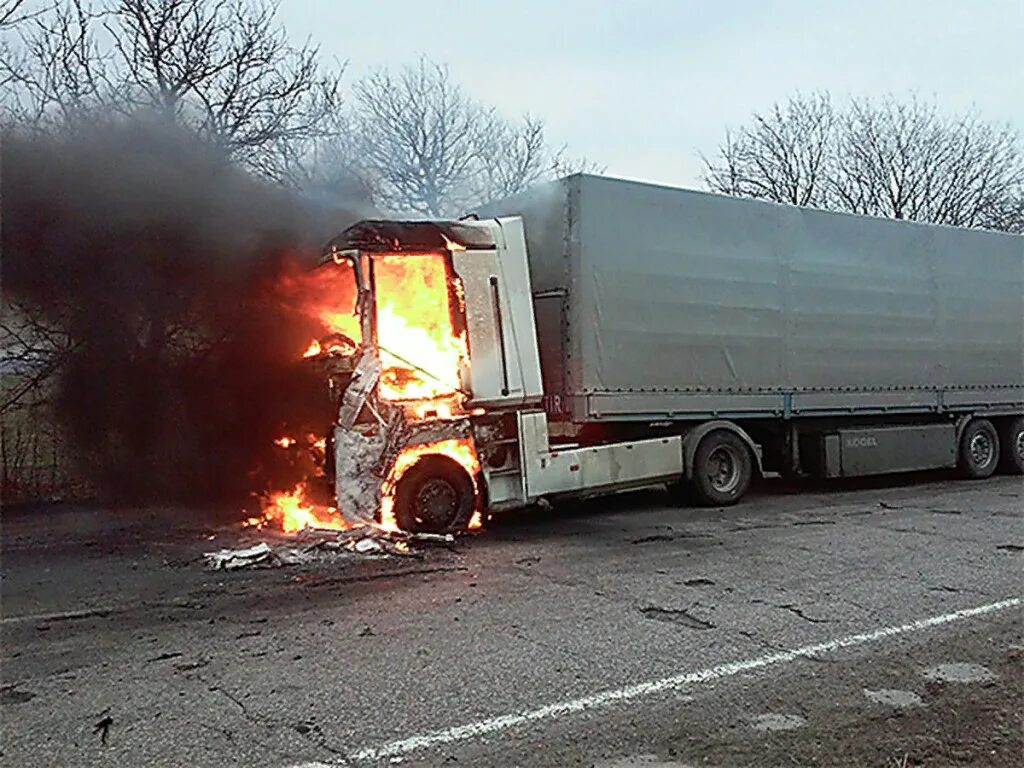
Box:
[996, 416, 1024, 475]
[689, 430, 753, 506]
[957, 418, 1000, 479]
[393, 454, 475, 533]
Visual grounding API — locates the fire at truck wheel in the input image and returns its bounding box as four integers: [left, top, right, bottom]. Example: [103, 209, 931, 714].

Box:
[393, 455, 476, 533]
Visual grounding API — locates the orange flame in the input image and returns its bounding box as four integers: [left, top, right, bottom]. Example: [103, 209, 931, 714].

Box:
[264, 250, 485, 535]
[442, 234, 466, 252]
[379, 437, 481, 531]
[372, 254, 466, 401]
[300, 253, 467, 402]
[252, 483, 351, 534]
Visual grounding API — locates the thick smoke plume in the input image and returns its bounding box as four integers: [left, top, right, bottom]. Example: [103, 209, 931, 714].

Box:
[2, 116, 364, 507]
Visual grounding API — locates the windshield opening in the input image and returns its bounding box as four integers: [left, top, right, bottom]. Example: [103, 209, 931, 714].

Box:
[372, 252, 466, 401]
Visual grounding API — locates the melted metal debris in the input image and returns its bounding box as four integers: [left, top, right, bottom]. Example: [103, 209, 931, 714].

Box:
[203, 526, 454, 570]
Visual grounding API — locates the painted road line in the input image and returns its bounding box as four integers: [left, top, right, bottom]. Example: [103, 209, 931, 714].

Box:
[288, 597, 1021, 765]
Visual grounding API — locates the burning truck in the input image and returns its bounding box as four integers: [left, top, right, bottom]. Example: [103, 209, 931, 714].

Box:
[259, 174, 1023, 535]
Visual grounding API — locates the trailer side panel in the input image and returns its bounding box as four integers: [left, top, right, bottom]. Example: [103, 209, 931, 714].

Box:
[480, 175, 1024, 423]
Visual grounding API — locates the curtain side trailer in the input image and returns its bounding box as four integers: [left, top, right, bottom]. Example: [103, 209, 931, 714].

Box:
[321, 175, 1023, 531]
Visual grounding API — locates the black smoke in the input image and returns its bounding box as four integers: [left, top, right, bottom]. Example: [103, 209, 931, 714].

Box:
[1, 116, 364, 507]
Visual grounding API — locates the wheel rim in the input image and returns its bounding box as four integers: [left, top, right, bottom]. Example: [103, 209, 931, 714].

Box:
[1015, 429, 1024, 463]
[413, 477, 460, 530]
[706, 446, 741, 494]
[969, 431, 994, 468]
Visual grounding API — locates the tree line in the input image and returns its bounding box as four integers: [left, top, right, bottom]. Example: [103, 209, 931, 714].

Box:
[0, 0, 593, 216]
[703, 93, 1023, 233]
[3, 1, 1020, 227]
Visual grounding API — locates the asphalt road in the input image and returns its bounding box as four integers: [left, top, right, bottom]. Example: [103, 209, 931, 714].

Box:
[2, 474, 1022, 767]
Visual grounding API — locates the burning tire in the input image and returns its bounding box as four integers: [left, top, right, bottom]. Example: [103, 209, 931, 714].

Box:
[393, 455, 475, 533]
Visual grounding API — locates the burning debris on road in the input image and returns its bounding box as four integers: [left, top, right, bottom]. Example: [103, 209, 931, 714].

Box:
[204, 525, 456, 570]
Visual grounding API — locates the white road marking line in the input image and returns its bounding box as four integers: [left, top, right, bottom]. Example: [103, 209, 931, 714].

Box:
[290, 597, 1020, 765]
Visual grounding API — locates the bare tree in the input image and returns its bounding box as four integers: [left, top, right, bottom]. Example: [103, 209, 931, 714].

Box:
[0, 1, 108, 124]
[982, 193, 1024, 234]
[0, 0, 32, 88]
[473, 113, 604, 204]
[352, 58, 486, 216]
[277, 114, 377, 209]
[0, 301, 76, 417]
[473, 114, 549, 203]
[0, 0, 27, 26]
[832, 96, 1024, 228]
[703, 93, 835, 207]
[352, 57, 598, 216]
[704, 93, 1024, 233]
[2, 0, 344, 182]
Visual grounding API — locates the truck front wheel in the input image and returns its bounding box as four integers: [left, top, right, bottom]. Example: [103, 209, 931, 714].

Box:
[996, 416, 1024, 475]
[393, 455, 475, 533]
[958, 418, 1000, 479]
[689, 430, 753, 506]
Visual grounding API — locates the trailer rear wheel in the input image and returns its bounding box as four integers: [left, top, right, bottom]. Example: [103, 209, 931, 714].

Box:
[689, 430, 753, 506]
[996, 416, 1024, 475]
[958, 418, 1000, 479]
[393, 455, 475, 533]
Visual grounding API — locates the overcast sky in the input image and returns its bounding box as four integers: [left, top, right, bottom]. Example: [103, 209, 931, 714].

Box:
[279, 0, 1023, 190]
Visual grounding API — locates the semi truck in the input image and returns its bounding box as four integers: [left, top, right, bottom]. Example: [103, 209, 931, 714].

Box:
[308, 174, 1023, 533]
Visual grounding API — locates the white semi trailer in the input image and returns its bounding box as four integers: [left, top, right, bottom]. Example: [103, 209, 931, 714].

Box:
[315, 175, 1023, 533]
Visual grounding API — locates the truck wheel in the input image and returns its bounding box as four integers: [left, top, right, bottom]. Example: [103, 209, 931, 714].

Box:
[958, 418, 1000, 479]
[996, 416, 1024, 475]
[690, 430, 753, 506]
[393, 455, 475, 533]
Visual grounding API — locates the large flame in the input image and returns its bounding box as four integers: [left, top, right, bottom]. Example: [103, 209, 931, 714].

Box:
[255, 251, 483, 535]
[248, 482, 350, 534]
[249, 436, 482, 535]
[244, 434, 351, 533]
[305, 253, 467, 402]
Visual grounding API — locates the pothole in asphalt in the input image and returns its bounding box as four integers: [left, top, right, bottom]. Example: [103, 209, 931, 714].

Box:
[0, 686, 36, 705]
[923, 662, 997, 683]
[749, 713, 806, 732]
[639, 606, 715, 630]
[863, 688, 924, 708]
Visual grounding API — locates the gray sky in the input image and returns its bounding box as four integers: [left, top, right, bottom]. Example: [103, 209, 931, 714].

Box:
[280, 0, 1023, 189]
